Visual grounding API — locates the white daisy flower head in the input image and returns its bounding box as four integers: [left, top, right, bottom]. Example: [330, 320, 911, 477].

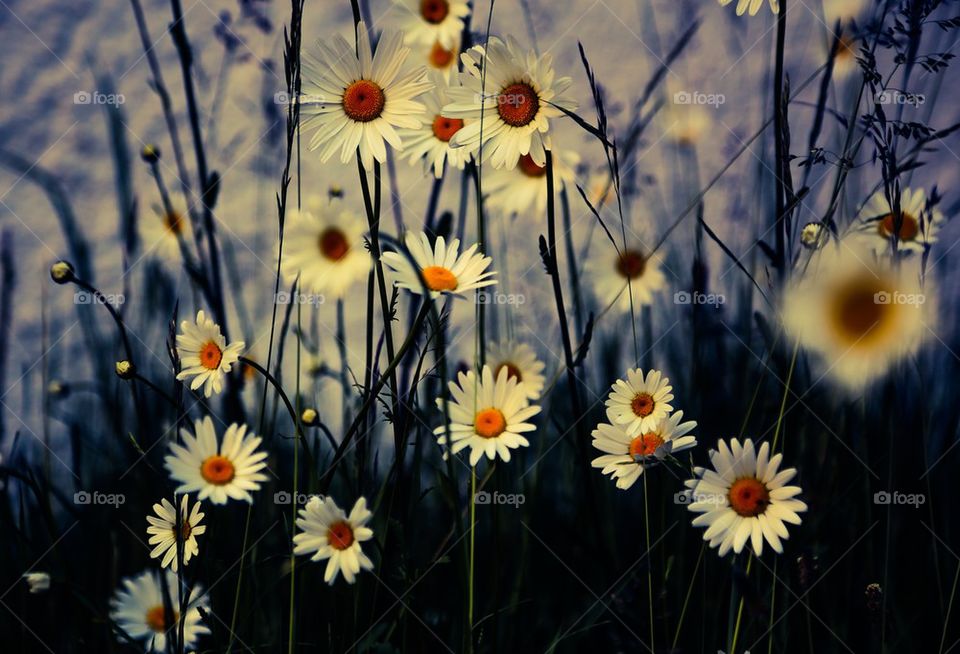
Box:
[301, 21, 433, 170]
[22, 572, 50, 594]
[401, 72, 476, 178]
[146, 495, 206, 572]
[165, 416, 269, 505]
[782, 239, 935, 389]
[109, 569, 209, 652]
[434, 365, 542, 466]
[718, 0, 779, 16]
[175, 310, 244, 398]
[381, 231, 496, 299]
[485, 147, 579, 216]
[584, 244, 667, 314]
[687, 438, 807, 557]
[392, 0, 470, 49]
[605, 368, 675, 436]
[442, 36, 578, 170]
[857, 187, 945, 253]
[293, 495, 375, 585]
[486, 340, 546, 402]
[591, 409, 697, 490]
[280, 196, 371, 298]
[142, 205, 191, 262]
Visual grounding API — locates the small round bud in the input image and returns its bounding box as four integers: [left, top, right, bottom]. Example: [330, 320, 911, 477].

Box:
[50, 261, 75, 284]
[800, 222, 828, 250]
[301, 408, 319, 426]
[115, 360, 136, 380]
[141, 144, 161, 164]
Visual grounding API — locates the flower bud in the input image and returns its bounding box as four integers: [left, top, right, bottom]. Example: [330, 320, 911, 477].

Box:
[115, 360, 135, 380]
[50, 261, 75, 284]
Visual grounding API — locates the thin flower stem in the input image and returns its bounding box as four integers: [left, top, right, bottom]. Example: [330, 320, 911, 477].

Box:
[642, 468, 655, 652]
[468, 468, 477, 646]
[671, 542, 706, 650]
[730, 555, 753, 654]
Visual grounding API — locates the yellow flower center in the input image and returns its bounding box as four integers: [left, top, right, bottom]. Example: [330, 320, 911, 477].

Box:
[827, 275, 891, 346]
[617, 251, 646, 279]
[318, 227, 349, 261]
[728, 477, 770, 517]
[631, 392, 655, 418]
[878, 212, 919, 242]
[518, 153, 546, 178]
[145, 605, 178, 633]
[432, 115, 464, 143]
[327, 521, 355, 550]
[629, 432, 664, 459]
[199, 341, 223, 370]
[421, 265, 458, 291]
[200, 455, 236, 485]
[496, 362, 522, 382]
[474, 408, 507, 438]
[420, 0, 449, 23]
[497, 82, 540, 127]
[343, 80, 385, 123]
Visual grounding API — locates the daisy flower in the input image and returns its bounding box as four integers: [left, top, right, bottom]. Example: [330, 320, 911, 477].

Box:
[175, 310, 244, 398]
[686, 438, 807, 557]
[423, 38, 460, 83]
[584, 245, 667, 313]
[392, 0, 470, 49]
[146, 495, 206, 572]
[605, 368, 674, 436]
[142, 206, 191, 262]
[829, 31, 861, 79]
[401, 72, 476, 178]
[659, 97, 712, 147]
[443, 37, 577, 170]
[485, 148, 579, 216]
[165, 416, 269, 505]
[434, 365, 541, 466]
[301, 22, 432, 170]
[857, 187, 944, 253]
[823, 0, 869, 26]
[486, 340, 546, 402]
[783, 239, 934, 388]
[718, 0, 779, 16]
[381, 231, 496, 299]
[109, 570, 209, 652]
[280, 196, 371, 298]
[592, 409, 697, 490]
[293, 496, 375, 585]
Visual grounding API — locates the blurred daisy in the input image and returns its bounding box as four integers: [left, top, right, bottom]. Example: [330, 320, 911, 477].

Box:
[22, 572, 50, 594]
[718, 0, 779, 16]
[280, 197, 371, 298]
[392, 0, 469, 49]
[485, 149, 579, 216]
[423, 39, 460, 83]
[443, 37, 577, 169]
[382, 231, 496, 299]
[857, 187, 944, 253]
[591, 409, 697, 490]
[585, 246, 667, 313]
[301, 22, 432, 170]
[783, 239, 933, 388]
[175, 310, 244, 398]
[659, 99, 712, 147]
[109, 570, 209, 652]
[830, 32, 860, 79]
[293, 496, 375, 585]
[487, 340, 546, 401]
[434, 366, 541, 466]
[146, 495, 206, 572]
[585, 172, 617, 210]
[401, 72, 475, 177]
[605, 368, 674, 436]
[165, 416, 269, 504]
[686, 438, 806, 557]
[142, 206, 191, 262]
[823, 0, 869, 26]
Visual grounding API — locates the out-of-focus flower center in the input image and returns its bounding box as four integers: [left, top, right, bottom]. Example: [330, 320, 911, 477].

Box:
[421, 265, 458, 291]
[629, 432, 664, 459]
[145, 605, 178, 633]
[200, 455, 236, 485]
[199, 341, 223, 370]
[420, 0, 449, 23]
[474, 408, 507, 438]
[497, 82, 540, 127]
[496, 362, 523, 382]
[343, 80, 385, 123]
[318, 227, 350, 261]
[828, 275, 890, 345]
[617, 251, 646, 279]
[165, 211, 185, 235]
[878, 212, 919, 242]
[728, 477, 770, 517]
[429, 42, 456, 68]
[432, 115, 464, 142]
[327, 521, 355, 550]
[518, 154, 546, 178]
[631, 392, 655, 418]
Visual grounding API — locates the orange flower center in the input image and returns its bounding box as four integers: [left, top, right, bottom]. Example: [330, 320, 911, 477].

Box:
[174, 520, 192, 540]
[432, 115, 464, 142]
[497, 82, 540, 127]
[200, 455, 236, 485]
[496, 362, 522, 382]
[327, 521, 355, 550]
[145, 605, 178, 633]
[421, 265, 458, 291]
[199, 341, 223, 370]
[878, 212, 919, 241]
[318, 227, 350, 261]
[343, 80, 385, 123]
[828, 275, 890, 345]
[629, 432, 664, 459]
[420, 0, 449, 23]
[617, 251, 646, 279]
[474, 408, 507, 438]
[631, 392, 655, 418]
[165, 211, 185, 235]
[728, 477, 770, 517]
[518, 153, 546, 178]
[429, 42, 456, 68]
